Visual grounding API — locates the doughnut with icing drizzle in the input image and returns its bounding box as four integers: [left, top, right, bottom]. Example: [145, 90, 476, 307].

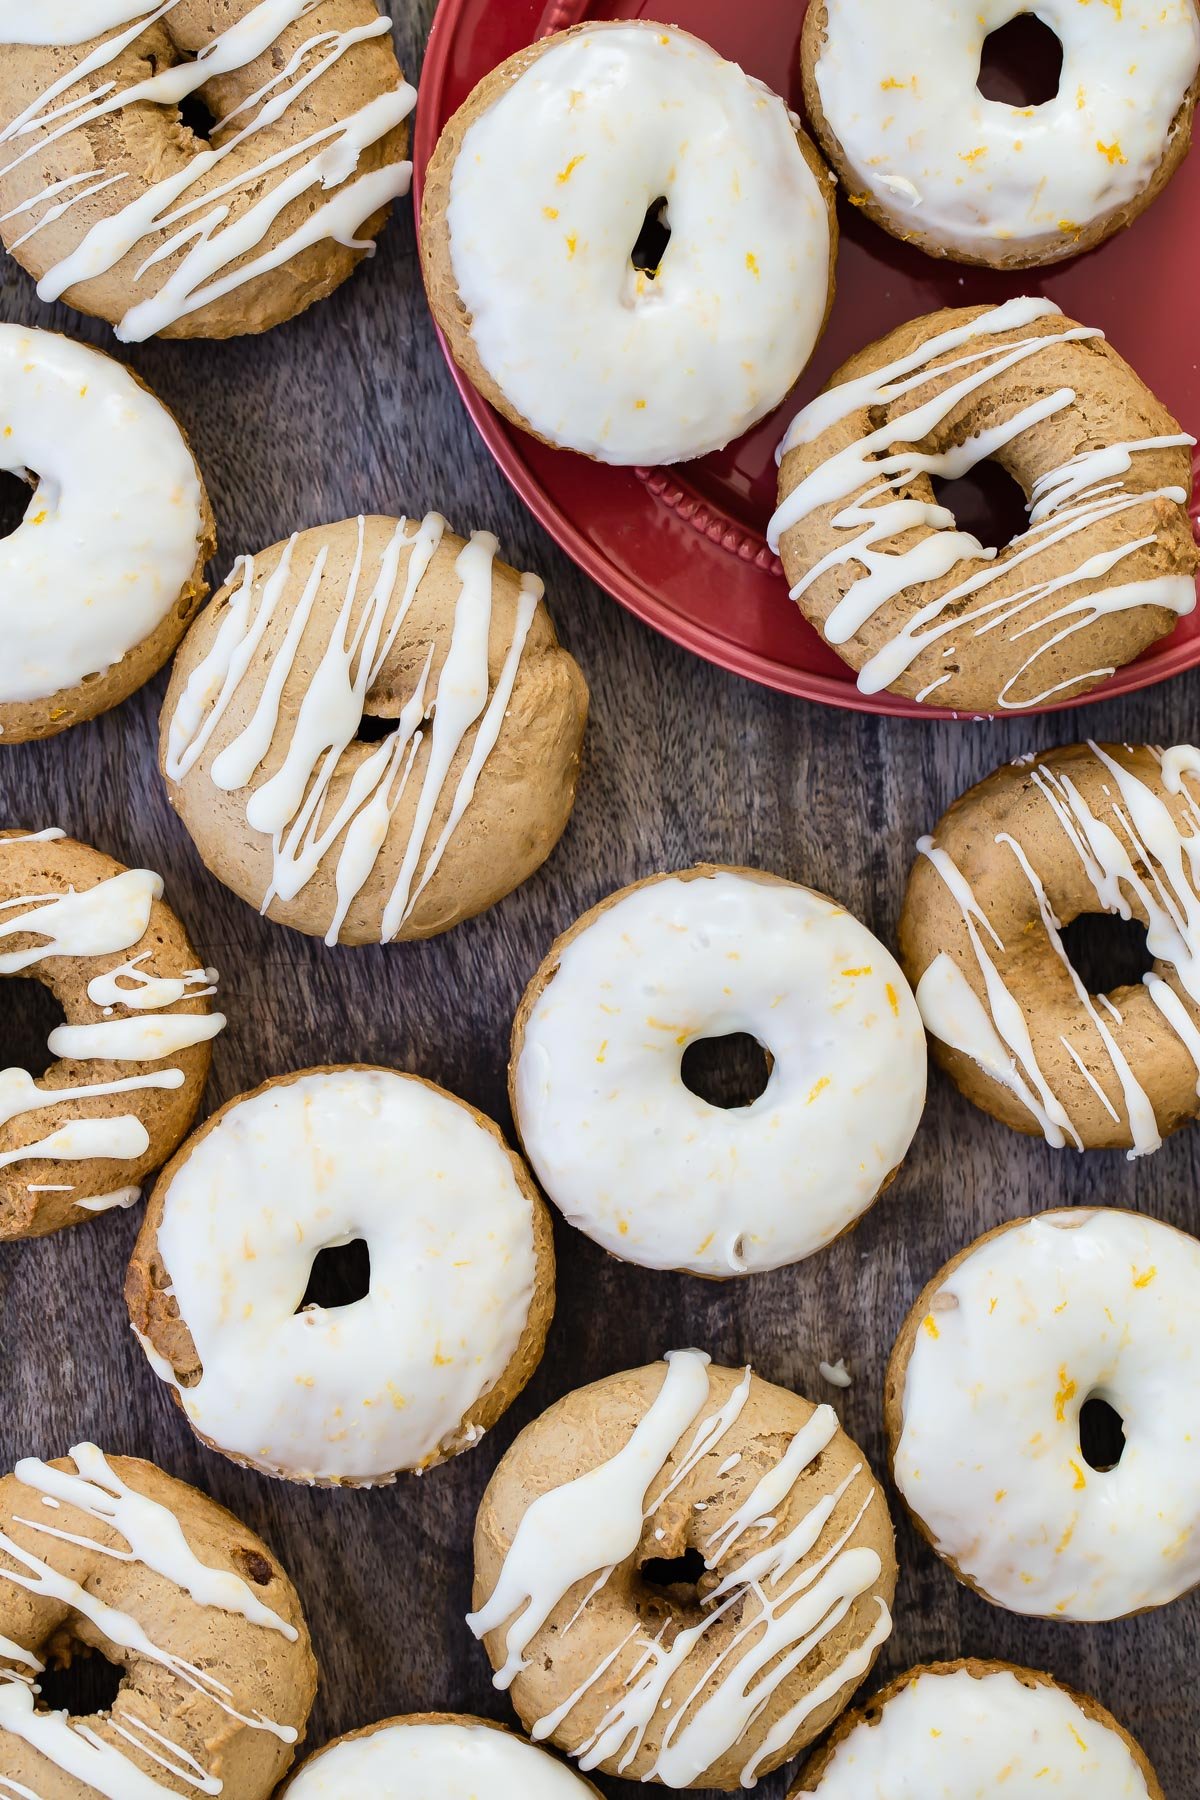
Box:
[0, 0, 416, 341]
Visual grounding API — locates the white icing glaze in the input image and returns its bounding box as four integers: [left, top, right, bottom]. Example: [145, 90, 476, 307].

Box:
[286, 1720, 596, 1798]
[915, 742, 1200, 1156]
[0, 850, 224, 1191]
[894, 1209, 1200, 1620]
[0, 1443, 301, 1797]
[812, 0, 1200, 257]
[0, 1, 415, 342]
[804, 1665, 1152, 1796]
[468, 1349, 891, 1787]
[445, 25, 832, 465]
[0, 326, 206, 706]
[512, 871, 926, 1276]
[769, 297, 1196, 709]
[164, 516, 541, 945]
[140, 1068, 540, 1482]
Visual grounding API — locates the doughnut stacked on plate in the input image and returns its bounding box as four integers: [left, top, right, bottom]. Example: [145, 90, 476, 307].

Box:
[0, 1, 1198, 1796]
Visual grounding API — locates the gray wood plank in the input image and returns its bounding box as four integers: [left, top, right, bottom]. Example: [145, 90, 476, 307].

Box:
[0, 3, 1197, 1792]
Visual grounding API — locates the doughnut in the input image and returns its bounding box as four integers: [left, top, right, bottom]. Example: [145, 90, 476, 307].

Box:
[420, 22, 837, 466]
[281, 1714, 600, 1798]
[769, 297, 1199, 713]
[0, 325, 214, 743]
[793, 1660, 1163, 1796]
[886, 1208, 1200, 1621]
[0, 828, 224, 1239]
[0, 1441, 316, 1796]
[510, 866, 926, 1277]
[900, 741, 1200, 1155]
[126, 1064, 555, 1486]
[0, 1, 416, 342]
[801, 0, 1200, 268]
[469, 1351, 895, 1788]
[161, 513, 588, 945]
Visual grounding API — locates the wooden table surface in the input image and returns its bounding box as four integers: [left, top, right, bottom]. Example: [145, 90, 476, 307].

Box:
[2, 4, 1198, 1794]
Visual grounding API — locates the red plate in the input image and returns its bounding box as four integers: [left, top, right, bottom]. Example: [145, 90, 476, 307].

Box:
[412, 0, 1200, 715]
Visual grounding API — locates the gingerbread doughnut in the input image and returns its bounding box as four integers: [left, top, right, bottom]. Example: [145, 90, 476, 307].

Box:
[281, 1714, 601, 1798]
[469, 1350, 896, 1789]
[900, 742, 1200, 1155]
[0, 1, 415, 341]
[0, 828, 223, 1239]
[769, 298, 1198, 713]
[420, 21, 836, 465]
[127, 1064, 555, 1486]
[0, 326, 214, 743]
[0, 1442, 315, 1797]
[510, 866, 926, 1277]
[160, 513, 588, 945]
[886, 1209, 1200, 1621]
[793, 1660, 1164, 1796]
[801, 0, 1200, 268]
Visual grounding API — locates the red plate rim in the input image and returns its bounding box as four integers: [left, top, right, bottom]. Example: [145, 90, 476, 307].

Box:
[411, 0, 1200, 718]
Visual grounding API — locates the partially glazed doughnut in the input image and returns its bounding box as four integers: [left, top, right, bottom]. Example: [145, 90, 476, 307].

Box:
[770, 298, 1199, 713]
[127, 1064, 555, 1485]
[0, 326, 214, 743]
[0, 1442, 316, 1796]
[469, 1349, 896, 1789]
[900, 742, 1200, 1155]
[886, 1209, 1200, 1621]
[282, 1714, 600, 1798]
[801, 0, 1200, 268]
[793, 1660, 1163, 1796]
[510, 866, 926, 1277]
[0, 1, 415, 342]
[0, 828, 224, 1239]
[161, 513, 588, 945]
[420, 22, 836, 465]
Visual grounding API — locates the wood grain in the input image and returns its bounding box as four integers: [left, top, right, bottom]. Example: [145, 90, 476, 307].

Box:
[1, 4, 1198, 1792]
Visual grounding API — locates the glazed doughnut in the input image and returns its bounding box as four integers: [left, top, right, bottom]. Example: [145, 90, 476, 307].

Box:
[0, 326, 214, 743]
[801, 0, 1200, 268]
[282, 1714, 600, 1798]
[161, 513, 588, 945]
[900, 742, 1200, 1155]
[420, 22, 836, 465]
[510, 866, 926, 1277]
[469, 1351, 895, 1788]
[127, 1064, 555, 1485]
[793, 1660, 1163, 1797]
[769, 298, 1199, 713]
[886, 1208, 1200, 1621]
[0, 828, 224, 1239]
[0, 0, 415, 341]
[0, 1442, 315, 1796]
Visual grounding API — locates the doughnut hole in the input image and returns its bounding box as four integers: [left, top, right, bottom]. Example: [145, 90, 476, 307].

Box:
[631, 196, 672, 280]
[37, 1639, 124, 1716]
[930, 461, 1029, 554]
[1058, 913, 1154, 999]
[356, 709, 399, 745]
[177, 90, 218, 144]
[640, 1544, 708, 1604]
[297, 1237, 371, 1311]
[5, 976, 66, 1077]
[680, 1033, 772, 1110]
[1080, 1394, 1126, 1473]
[0, 466, 33, 539]
[976, 14, 1063, 107]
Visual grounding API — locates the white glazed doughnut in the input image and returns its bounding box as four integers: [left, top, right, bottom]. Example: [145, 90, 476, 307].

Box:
[0, 325, 213, 741]
[794, 1662, 1162, 1797]
[510, 867, 927, 1277]
[421, 23, 836, 465]
[283, 1716, 599, 1798]
[803, 0, 1200, 267]
[127, 1065, 554, 1485]
[887, 1208, 1200, 1620]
